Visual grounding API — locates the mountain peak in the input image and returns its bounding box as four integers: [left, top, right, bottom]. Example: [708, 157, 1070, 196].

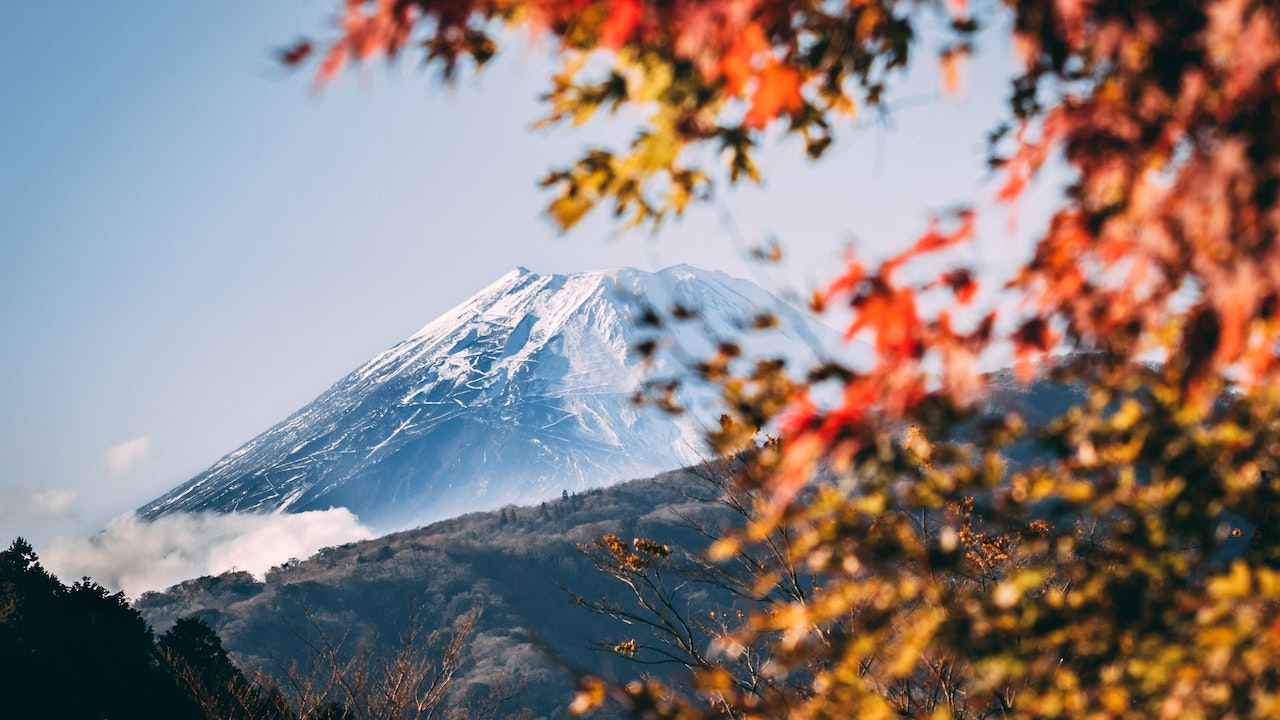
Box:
[139, 266, 834, 533]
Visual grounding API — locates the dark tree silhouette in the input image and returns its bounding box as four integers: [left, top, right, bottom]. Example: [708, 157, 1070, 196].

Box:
[0, 538, 200, 719]
[159, 617, 295, 720]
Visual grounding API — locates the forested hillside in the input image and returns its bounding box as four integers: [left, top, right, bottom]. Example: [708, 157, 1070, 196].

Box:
[2, 371, 1081, 718]
[130, 369, 1080, 718]
[137, 466, 747, 719]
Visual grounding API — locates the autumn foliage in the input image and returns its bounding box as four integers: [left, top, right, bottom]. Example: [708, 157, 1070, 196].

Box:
[293, 0, 1280, 717]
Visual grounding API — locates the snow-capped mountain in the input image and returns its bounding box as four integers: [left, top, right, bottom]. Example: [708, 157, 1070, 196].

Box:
[139, 266, 836, 532]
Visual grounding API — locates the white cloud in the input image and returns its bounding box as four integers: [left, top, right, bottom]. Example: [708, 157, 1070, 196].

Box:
[27, 488, 78, 515]
[0, 486, 79, 521]
[44, 509, 374, 598]
[105, 436, 153, 478]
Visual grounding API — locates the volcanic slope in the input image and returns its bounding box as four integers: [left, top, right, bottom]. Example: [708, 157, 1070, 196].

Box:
[139, 265, 835, 531]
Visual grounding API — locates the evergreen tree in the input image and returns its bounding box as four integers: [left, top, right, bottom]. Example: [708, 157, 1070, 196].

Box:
[0, 538, 202, 719]
[159, 617, 294, 720]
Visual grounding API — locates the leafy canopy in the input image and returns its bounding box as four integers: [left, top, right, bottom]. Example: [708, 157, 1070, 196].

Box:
[287, 0, 942, 231]
[291, 0, 1280, 717]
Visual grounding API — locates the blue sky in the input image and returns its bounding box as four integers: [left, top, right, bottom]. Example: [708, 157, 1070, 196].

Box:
[0, 2, 1051, 568]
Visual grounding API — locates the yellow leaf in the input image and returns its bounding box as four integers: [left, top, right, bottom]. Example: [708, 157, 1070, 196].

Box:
[569, 677, 608, 715]
[1208, 560, 1252, 600]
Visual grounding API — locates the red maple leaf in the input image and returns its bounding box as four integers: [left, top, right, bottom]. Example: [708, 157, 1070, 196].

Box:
[745, 60, 803, 129]
[720, 24, 768, 96]
[599, 0, 642, 50]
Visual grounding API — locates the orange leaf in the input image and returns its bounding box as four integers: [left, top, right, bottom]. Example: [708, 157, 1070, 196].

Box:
[883, 210, 975, 280]
[768, 432, 824, 516]
[929, 268, 978, 304]
[721, 24, 768, 96]
[1241, 324, 1276, 383]
[849, 285, 921, 358]
[777, 390, 819, 438]
[997, 163, 1028, 204]
[315, 44, 349, 90]
[825, 259, 866, 300]
[914, 209, 975, 254]
[939, 45, 969, 95]
[599, 0, 642, 50]
[745, 60, 804, 129]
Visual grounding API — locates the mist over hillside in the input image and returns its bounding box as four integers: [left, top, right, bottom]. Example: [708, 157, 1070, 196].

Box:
[137, 466, 750, 719]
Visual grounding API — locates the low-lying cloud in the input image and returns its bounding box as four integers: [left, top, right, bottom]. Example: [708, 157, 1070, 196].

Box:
[0, 486, 79, 520]
[45, 509, 374, 598]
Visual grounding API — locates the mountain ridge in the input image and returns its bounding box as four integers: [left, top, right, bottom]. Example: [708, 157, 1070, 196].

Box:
[139, 265, 836, 532]
[132, 369, 1084, 720]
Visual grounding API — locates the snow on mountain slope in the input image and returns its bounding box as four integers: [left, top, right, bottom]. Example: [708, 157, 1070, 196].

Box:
[138, 266, 838, 532]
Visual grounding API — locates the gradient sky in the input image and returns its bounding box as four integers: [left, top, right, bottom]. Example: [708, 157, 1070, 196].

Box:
[0, 2, 1054, 555]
